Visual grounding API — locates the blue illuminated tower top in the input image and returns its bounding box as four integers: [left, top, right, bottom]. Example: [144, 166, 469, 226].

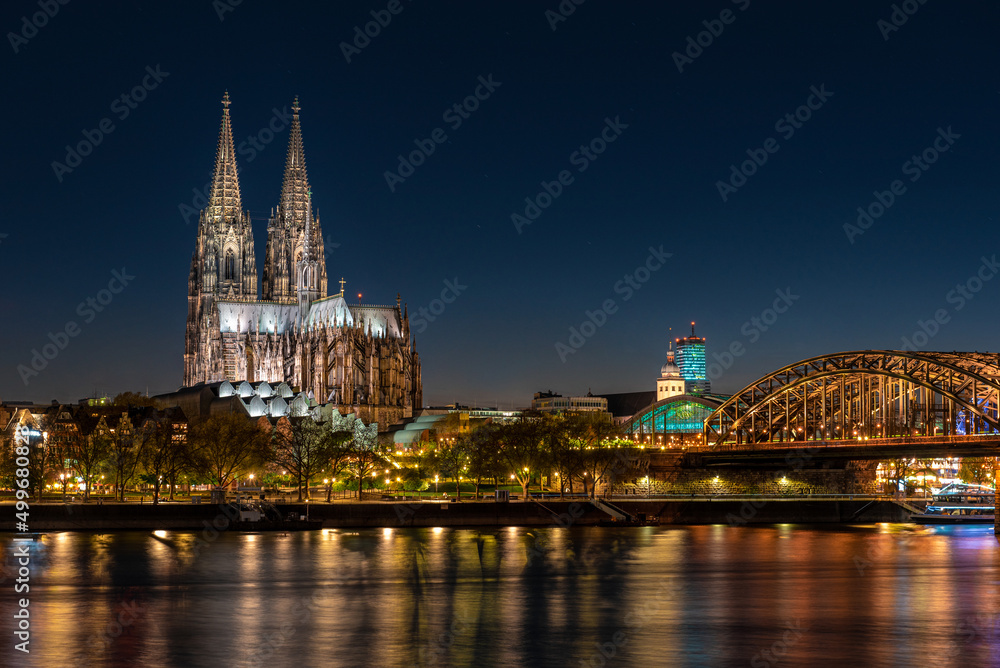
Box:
[675, 322, 710, 395]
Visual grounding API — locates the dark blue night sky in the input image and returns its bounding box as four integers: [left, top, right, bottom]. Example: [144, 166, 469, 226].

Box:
[3, 0, 999, 406]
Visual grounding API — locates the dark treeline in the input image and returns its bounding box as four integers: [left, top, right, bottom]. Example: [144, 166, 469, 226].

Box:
[2, 393, 649, 503]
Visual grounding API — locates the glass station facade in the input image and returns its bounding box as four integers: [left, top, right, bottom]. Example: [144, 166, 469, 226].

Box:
[624, 397, 722, 438]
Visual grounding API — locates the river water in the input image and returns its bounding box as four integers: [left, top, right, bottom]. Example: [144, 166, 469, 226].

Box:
[2, 524, 998, 667]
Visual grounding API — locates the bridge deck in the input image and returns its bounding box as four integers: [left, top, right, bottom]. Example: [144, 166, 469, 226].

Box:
[687, 434, 1000, 465]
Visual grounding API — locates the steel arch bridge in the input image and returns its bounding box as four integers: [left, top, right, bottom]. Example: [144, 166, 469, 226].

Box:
[704, 350, 1000, 449]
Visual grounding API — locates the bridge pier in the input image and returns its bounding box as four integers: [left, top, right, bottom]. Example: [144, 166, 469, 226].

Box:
[996, 462, 999, 540]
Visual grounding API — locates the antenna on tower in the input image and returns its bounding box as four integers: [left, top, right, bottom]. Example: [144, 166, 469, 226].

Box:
[691, 321, 696, 336]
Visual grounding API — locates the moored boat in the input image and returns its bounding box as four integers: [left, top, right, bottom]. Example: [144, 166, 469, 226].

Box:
[911, 482, 995, 525]
[227, 498, 323, 531]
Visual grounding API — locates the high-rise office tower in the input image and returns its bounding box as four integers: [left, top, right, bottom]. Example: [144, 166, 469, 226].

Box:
[675, 322, 710, 395]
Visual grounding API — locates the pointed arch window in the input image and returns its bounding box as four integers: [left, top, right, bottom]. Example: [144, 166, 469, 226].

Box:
[225, 250, 236, 280]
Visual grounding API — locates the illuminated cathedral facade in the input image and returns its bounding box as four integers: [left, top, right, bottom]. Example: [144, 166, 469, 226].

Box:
[184, 93, 422, 425]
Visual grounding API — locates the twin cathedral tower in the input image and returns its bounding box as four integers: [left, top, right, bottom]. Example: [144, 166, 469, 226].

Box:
[184, 93, 422, 425]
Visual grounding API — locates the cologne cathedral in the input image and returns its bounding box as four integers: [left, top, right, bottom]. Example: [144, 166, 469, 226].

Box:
[184, 93, 422, 425]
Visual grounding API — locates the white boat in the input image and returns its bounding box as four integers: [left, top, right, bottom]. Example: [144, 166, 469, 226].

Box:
[911, 482, 995, 525]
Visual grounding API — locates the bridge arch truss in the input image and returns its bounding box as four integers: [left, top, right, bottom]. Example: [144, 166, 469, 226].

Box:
[705, 350, 1000, 448]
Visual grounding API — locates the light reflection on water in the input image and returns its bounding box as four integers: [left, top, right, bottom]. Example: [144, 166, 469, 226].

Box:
[2, 525, 998, 667]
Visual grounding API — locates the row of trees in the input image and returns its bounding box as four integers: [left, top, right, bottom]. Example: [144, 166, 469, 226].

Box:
[14, 394, 991, 503]
[2, 402, 649, 503]
[1, 410, 248, 504]
[0, 411, 388, 504]
[250, 411, 646, 502]
[419, 412, 645, 500]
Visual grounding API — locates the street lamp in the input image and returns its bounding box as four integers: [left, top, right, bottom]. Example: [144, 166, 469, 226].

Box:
[434, 475, 439, 493]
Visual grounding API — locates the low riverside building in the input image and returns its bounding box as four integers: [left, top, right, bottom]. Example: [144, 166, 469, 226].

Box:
[385, 405, 523, 450]
[530, 391, 609, 415]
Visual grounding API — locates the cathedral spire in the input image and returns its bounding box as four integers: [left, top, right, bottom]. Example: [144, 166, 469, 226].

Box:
[206, 91, 242, 222]
[279, 96, 310, 226]
[263, 97, 326, 303]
